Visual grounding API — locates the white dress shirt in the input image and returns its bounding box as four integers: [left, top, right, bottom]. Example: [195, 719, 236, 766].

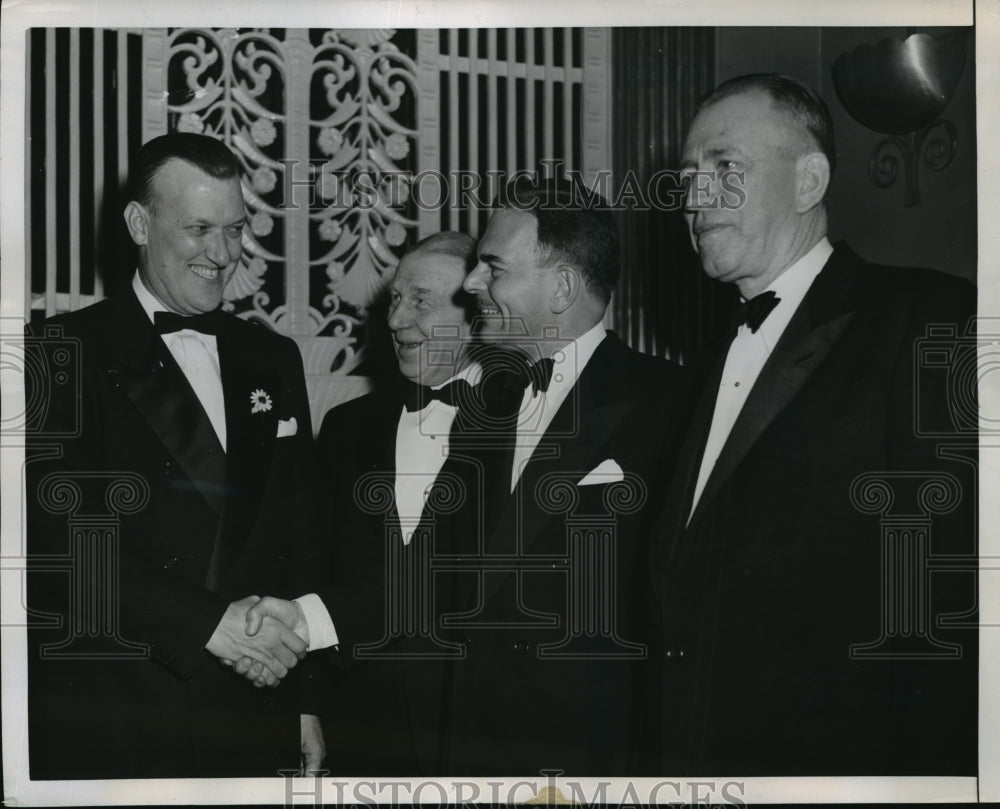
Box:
[135, 272, 335, 652]
[689, 238, 833, 521]
[133, 272, 227, 450]
[395, 363, 483, 541]
[510, 323, 607, 491]
[297, 362, 483, 652]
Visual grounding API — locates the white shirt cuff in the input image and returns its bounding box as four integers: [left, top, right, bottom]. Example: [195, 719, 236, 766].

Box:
[293, 593, 339, 651]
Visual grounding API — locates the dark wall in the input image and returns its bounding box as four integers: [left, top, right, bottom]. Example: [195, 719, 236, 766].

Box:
[716, 26, 976, 282]
[611, 27, 728, 363]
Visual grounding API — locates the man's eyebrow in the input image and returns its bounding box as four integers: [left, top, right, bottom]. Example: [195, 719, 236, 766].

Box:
[391, 284, 437, 297]
[477, 250, 505, 265]
[182, 216, 247, 227]
[705, 146, 742, 160]
[680, 147, 743, 168]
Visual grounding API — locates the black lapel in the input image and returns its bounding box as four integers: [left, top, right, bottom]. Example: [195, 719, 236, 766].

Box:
[109, 289, 227, 514]
[478, 334, 642, 601]
[204, 323, 283, 589]
[686, 243, 862, 529]
[649, 344, 729, 581]
[360, 384, 406, 536]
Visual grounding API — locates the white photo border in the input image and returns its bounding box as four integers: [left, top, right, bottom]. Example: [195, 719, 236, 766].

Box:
[1, 0, 992, 805]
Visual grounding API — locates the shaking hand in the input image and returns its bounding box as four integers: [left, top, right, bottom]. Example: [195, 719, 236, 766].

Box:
[206, 595, 307, 687]
[228, 596, 311, 687]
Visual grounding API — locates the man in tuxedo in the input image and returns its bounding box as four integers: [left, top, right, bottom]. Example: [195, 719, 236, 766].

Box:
[244, 231, 485, 775]
[247, 188, 685, 775]
[650, 73, 977, 774]
[441, 178, 684, 775]
[25, 133, 322, 778]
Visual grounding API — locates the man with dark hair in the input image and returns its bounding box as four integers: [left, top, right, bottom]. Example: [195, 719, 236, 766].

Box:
[439, 178, 684, 775]
[25, 132, 323, 778]
[128, 130, 243, 207]
[649, 73, 976, 774]
[502, 176, 621, 303]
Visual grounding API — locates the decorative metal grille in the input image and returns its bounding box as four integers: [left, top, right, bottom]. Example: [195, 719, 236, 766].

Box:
[152, 28, 421, 425]
[26, 26, 611, 430]
[414, 28, 608, 238]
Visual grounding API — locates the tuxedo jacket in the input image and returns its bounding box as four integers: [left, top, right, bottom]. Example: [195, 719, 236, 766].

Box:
[25, 286, 314, 779]
[647, 243, 977, 775]
[309, 377, 486, 776]
[443, 332, 685, 776]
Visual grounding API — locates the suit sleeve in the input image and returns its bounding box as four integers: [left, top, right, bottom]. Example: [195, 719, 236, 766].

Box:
[260, 335, 344, 715]
[303, 404, 395, 671]
[25, 324, 229, 680]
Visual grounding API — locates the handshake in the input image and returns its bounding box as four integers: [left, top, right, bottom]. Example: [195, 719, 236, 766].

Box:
[205, 595, 309, 687]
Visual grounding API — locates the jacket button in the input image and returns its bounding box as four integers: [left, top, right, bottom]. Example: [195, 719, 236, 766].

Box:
[161, 556, 179, 571]
[512, 641, 529, 655]
[665, 646, 685, 662]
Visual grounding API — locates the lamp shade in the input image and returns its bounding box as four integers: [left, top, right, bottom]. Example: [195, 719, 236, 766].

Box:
[831, 32, 968, 135]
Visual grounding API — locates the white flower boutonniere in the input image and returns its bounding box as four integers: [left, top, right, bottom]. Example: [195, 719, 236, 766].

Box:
[250, 388, 273, 414]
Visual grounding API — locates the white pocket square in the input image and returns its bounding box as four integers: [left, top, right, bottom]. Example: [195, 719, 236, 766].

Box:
[578, 458, 624, 486]
[276, 417, 298, 438]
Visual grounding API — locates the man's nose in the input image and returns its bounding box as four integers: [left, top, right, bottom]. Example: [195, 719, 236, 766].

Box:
[387, 299, 409, 331]
[463, 263, 488, 293]
[206, 229, 237, 266]
[684, 170, 720, 211]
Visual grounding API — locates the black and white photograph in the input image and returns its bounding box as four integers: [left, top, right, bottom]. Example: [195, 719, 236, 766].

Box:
[1, 0, 996, 805]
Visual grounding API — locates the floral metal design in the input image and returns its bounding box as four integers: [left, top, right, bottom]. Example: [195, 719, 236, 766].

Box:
[311, 29, 418, 313]
[164, 27, 418, 378]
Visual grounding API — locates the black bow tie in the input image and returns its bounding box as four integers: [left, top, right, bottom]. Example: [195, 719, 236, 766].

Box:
[154, 309, 224, 336]
[404, 379, 474, 413]
[508, 356, 555, 396]
[733, 291, 781, 334]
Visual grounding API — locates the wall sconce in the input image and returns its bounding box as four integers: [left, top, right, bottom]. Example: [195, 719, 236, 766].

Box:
[831, 31, 968, 207]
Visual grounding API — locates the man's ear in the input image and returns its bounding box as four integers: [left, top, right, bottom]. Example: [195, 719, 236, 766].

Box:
[550, 264, 581, 314]
[795, 152, 830, 213]
[123, 201, 150, 246]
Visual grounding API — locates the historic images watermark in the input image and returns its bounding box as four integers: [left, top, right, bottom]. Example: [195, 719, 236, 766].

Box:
[847, 318, 980, 661]
[3, 323, 83, 440]
[279, 158, 748, 213]
[350, 332, 651, 662]
[281, 772, 748, 807]
[6, 323, 152, 659]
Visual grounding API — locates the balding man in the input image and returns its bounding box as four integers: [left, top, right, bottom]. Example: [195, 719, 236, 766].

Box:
[243, 232, 486, 775]
[649, 74, 976, 775]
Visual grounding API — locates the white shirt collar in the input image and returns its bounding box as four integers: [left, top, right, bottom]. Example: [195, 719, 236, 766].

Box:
[401, 360, 485, 427]
[132, 270, 170, 323]
[431, 359, 482, 389]
[133, 270, 220, 353]
[752, 237, 833, 350]
[546, 321, 607, 393]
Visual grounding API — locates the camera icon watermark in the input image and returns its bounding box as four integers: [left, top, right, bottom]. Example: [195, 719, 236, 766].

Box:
[2, 323, 82, 438]
[914, 317, 987, 437]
